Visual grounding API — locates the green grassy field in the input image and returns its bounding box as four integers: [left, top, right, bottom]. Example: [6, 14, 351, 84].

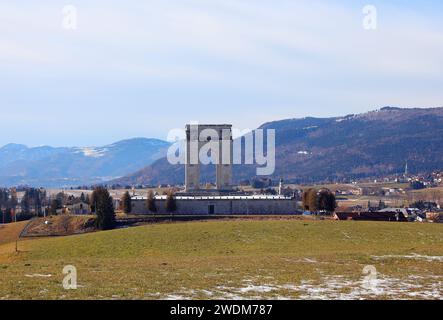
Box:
[0, 219, 442, 300]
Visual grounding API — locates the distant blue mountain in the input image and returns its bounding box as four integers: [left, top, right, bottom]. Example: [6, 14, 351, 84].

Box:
[0, 138, 170, 187]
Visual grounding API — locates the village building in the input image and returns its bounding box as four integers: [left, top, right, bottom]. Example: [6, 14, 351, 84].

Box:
[66, 202, 91, 215]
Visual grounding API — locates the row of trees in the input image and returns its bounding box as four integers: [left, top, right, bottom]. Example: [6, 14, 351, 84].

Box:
[302, 188, 337, 213]
[0, 189, 18, 223]
[121, 188, 334, 214]
[1, 188, 48, 222]
[1, 186, 115, 230]
[121, 188, 334, 215]
[121, 190, 177, 214]
[3, 188, 67, 218]
[20, 188, 47, 215]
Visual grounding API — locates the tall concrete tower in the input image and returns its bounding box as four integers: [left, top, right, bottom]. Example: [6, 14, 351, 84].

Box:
[185, 124, 233, 192]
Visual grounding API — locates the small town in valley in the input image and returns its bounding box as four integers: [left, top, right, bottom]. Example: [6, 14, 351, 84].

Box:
[1, 140, 442, 224]
[1, 1, 442, 304]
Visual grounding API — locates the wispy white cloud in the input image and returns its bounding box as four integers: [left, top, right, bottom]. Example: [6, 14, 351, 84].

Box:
[0, 0, 442, 146]
[1, 1, 442, 79]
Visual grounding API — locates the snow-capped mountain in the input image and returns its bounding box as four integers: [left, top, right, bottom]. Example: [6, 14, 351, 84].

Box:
[0, 138, 170, 187]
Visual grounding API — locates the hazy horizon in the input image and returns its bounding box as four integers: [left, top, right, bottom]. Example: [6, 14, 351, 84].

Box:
[1, 105, 442, 148]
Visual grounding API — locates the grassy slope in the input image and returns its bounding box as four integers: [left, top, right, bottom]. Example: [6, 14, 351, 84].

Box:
[0, 220, 442, 299]
[24, 215, 95, 237]
[0, 221, 28, 265]
[0, 221, 28, 246]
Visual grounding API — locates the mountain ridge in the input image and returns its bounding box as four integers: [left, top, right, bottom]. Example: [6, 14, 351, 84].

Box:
[2, 106, 443, 187]
[111, 106, 443, 186]
[0, 138, 170, 187]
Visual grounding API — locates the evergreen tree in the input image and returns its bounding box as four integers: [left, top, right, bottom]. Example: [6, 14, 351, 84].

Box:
[92, 187, 116, 230]
[50, 198, 61, 215]
[165, 190, 177, 214]
[89, 191, 96, 213]
[146, 190, 157, 213]
[121, 191, 132, 214]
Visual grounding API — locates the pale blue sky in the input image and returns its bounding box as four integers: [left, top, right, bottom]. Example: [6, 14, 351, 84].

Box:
[1, 0, 442, 147]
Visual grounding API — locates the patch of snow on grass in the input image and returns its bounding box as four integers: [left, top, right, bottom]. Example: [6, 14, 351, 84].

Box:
[297, 275, 443, 300]
[372, 254, 443, 262]
[159, 274, 442, 300]
[238, 284, 276, 293]
[165, 294, 191, 300]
